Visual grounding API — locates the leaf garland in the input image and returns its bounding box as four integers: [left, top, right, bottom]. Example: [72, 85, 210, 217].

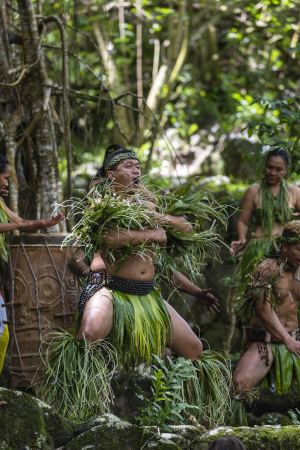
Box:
[62, 180, 230, 282]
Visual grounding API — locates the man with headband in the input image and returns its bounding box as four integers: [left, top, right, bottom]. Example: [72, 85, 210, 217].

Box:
[69, 144, 221, 363]
[233, 220, 300, 404]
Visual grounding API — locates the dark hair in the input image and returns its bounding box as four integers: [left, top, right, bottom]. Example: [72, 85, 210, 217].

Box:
[94, 144, 132, 179]
[267, 147, 290, 168]
[0, 154, 9, 174]
[208, 436, 246, 450]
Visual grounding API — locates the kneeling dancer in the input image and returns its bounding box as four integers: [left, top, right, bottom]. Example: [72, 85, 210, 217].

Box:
[233, 221, 300, 420]
[42, 146, 231, 424]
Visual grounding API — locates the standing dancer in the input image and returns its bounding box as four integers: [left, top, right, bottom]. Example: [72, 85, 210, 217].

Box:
[42, 145, 232, 425]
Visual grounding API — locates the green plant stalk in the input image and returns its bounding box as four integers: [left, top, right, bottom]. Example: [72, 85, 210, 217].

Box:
[37, 327, 117, 420]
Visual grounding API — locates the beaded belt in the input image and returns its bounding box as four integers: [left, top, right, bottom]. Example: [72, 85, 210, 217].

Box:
[77, 270, 156, 317]
[244, 326, 300, 366]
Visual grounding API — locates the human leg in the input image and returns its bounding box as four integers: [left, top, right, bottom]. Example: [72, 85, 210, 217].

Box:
[165, 301, 203, 361]
[77, 287, 114, 341]
[233, 343, 273, 395]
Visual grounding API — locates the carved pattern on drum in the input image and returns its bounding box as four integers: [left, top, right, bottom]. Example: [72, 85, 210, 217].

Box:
[8, 236, 81, 392]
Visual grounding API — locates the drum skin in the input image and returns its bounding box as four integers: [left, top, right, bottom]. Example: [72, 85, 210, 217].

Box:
[7, 233, 80, 391]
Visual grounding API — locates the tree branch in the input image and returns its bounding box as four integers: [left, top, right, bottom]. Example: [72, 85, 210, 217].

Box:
[39, 15, 72, 201]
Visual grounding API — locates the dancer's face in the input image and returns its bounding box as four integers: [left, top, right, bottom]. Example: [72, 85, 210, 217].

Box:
[281, 243, 300, 267]
[0, 165, 11, 197]
[264, 156, 287, 186]
[108, 159, 141, 192]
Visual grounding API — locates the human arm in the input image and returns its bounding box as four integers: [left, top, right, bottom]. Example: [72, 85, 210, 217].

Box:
[256, 294, 300, 358]
[291, 185, 300, 217]
[67, 248, 90, 277]
[103, 226, 167, 249]
[169, 269, 220, 315]
[230, 185, 257, 256]
[0, 200, 64, 233]
[146, 201, 193, 234]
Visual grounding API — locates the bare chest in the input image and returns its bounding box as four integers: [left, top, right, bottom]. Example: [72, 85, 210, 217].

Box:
[273, 271, 300, 312]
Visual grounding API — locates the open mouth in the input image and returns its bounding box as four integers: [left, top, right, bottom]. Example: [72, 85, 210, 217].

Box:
[133, 177, 140, 186]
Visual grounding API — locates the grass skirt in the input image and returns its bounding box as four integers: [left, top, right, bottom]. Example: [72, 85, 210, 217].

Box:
[40, 288, 232, 424]
[109, 288, 171, 372]
[265, 343, 300, 395]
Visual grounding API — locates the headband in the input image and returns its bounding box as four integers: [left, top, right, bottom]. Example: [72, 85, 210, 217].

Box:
[280, 236, 300, 244]
[104, 151, 139, 174]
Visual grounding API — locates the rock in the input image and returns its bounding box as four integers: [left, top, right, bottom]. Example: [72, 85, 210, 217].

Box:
[35, 398, 73, 447]
[161, 425, 204, 449]
[64, 420, 181, 450]
[247, 412, 293, 427]
[111, 372, 152, 423]
[193, 425, 300, 449]
[69, 412, 122, 436]
[0, 387, 54, 450]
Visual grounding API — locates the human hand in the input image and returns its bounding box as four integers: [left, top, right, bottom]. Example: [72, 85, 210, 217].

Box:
[230, 239, 246, 256]
[196, 289, 220, 315]
[285, 338, 300, 358]
[38, 213, 65, 228]
[0, 188, 9, 197]
[150, 227, 167, 245]
[90, 253, 106, 272]
[17, 213, 65, 232]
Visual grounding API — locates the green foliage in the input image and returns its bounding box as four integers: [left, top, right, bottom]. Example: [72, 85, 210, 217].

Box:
[38, 328, 117, 420]
[0, 202, 9, 262]
[63, 181, 230, 281]
[136, 355, 199, 432]
[288, 408, 300, 425]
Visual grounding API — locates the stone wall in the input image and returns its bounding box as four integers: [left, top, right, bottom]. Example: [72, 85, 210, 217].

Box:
[1, 387, 300, 450]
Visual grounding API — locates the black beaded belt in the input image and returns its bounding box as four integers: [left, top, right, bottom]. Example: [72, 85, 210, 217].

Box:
[77, 270, 156, 317]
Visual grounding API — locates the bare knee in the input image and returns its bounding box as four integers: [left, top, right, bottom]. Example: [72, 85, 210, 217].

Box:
[77, 325, 102, 342]
[232, 372, 251, 395]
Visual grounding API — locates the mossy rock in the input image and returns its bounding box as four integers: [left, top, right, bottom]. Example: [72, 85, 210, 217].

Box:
[69, 413, 122, 436]
[193, 425, 300, 450]
[0, 388, 53, 450]
[35, 398, 73, 447]
[64, 420, 181, 450]
[161, 425, 204, 449]
[247, 412, 293, 427]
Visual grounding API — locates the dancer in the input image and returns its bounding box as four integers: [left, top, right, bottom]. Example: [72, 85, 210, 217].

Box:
[42, 145, 232, 424]
[226, 147, 300, 352]
[230, 147, 300, 280]
[0, 154, 64, 262]
[233, 221, 300, 402]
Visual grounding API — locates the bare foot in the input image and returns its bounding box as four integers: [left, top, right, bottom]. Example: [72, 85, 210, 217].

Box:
[90, 252, 106, 272]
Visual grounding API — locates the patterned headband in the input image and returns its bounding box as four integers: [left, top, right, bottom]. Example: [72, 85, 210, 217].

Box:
[104, 152, 139, 174]
[280, 236, 300, 244]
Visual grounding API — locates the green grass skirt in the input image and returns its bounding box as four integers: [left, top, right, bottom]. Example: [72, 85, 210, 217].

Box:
[109, 288, 171, 372]
[265, 342, 300, 395]
[40, 288, 233, 423]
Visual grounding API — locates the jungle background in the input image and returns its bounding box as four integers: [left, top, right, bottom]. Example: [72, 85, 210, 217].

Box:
[1, 0, 300, 399]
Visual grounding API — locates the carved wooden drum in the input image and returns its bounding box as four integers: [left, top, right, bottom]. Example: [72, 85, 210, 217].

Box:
[6, 233, 80, 391]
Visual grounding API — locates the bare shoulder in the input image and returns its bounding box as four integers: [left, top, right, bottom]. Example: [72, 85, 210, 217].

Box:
[255, 258, 279, 279]
[245, 183, 260, 198]
[288, 183, 300, 198]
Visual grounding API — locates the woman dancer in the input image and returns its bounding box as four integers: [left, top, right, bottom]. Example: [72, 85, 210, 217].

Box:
[230, 147, 300, 282]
